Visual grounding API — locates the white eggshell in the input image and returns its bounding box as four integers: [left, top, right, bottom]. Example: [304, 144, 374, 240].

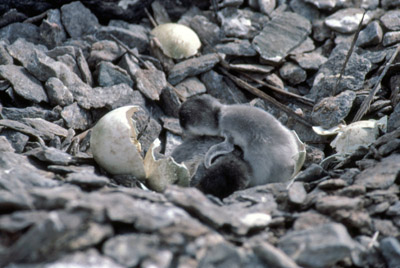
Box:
[90, 106, 146, 179]
[144, 138, 190, 192]
[151, 23, 201, 59]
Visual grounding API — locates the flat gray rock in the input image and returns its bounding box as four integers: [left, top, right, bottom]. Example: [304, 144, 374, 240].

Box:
[61, 102, 92, 130]
[288, 182, 307, 205]
[95, 61, 133, 87]
[45, 77, 74, 106]
[134, 67, 167, 100]
[95, 25, 149, 52]
[168, 53, 220, 85]
[0, 22, 41, 44]
[40, 9, 67, 48]
[357, 21, 383, 47]
[278, 223, 354, 268]
[315, 196, 363, 213]
[381, 10, 400, 31]
[252, 241, 300, 268]
[22, 118, 69, 139]
[311, 90, 356, 128]
[174, 77, 207, 99]
[279, 62, 307, 85]
[215, 39, 257, 56]
[190, 15, 222, 46]
[388, 103, 400, 132]
[325, 8, 366, 33]
[60, 1, 100, 38]
[291, 51, 327, 70]
[252, 12, 311, 63]
[354, 154, 400, 189]
[380, 237, 400, 268]
[0, 65, 48, 103]
[383, 31, 400, 46]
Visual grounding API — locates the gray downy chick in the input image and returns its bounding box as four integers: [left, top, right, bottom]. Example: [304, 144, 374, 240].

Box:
[179, 94, 299, 188]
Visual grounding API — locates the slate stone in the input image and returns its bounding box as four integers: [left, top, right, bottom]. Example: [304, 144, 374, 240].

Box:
[174, 77, 207, 99]
[0, 106, 59, 122]
[161, 117, 182, 136]
[217, 7, 255, 39]
[22, 118, 69, 139]
[24, 146, 75, 166]
[290, 37, 316, 55]
[95, 61, 133, 87]
[325, 8, 368, 33]
[215, 39, 257, 56]
[40, 9, 67, 49]
[190, 15, 222, 46]
[45, 77, 74, 106]
[0, 190, 33, 212]
[308, 44, 371, 101]
[200, 70, 248, 104]
[0, 22, 41, 44]
[388, 103, 400, 132]
[29, 185, 83, 210]
[295, 163, 328, 182]
[66, 171, 109, 189]
[378, 139, 400, 156]
[315, 196, 363, 214]
[354, 154, 400, 189]
[0, 211, 90, 266]
[0, 65, 48, 103]
[373, 218, 399, 237]
[61, 102, 92, 130]
[384, 31, 400, 47]
[75, 48, 93, 86]
[41, 248, 125, 268]
[198, 242, 242, 268]
[0, 130, 29, 153]
[278, 223, 354, 268]
[288, 182, 307, 205]
[290, 0, 320, 22]
[103, 234, 160, 267]
[60, 1, 100, 38]
[380, 237, 400, 268]
[168, 53, 220, 85]
[0, 135, 14, 152]
[88, 40, 126, 67]
[252, 12, 311, 63]
[291, 51, 327, 70]
[134, 67, 167, 100]
[311, 90, 356, 128]
[357, 21, 383, 47]
[160, 86, 181, 118]
[381, 10, 400, 31]
[0, 210, 48, 232]
[318, 178, 348, 190]
[252, 241, 300, 268]
[279, 62, 307, 85]
[304, 0, 342, 10]
[95, 25, 149, 53]
[293, 210, 332, 230]
[0, 41, 13, 65]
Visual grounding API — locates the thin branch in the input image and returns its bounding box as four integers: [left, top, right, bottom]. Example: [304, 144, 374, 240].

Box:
[219, 67, 312, 127]
[332, 10, 366, 96]
[239, 72, 315, 107]
[353, 45, 400, 122]
[144, 7, 158, 28]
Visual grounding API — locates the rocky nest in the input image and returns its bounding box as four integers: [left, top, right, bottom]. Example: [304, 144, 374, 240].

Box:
[1, 0, 400, 267]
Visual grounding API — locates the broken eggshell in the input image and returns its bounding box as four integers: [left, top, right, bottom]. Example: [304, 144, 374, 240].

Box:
[144, 138, 190, 192]
[150, 23, 201, 59]
[90, 105, 146, 179]
[313, 116, 387, 154]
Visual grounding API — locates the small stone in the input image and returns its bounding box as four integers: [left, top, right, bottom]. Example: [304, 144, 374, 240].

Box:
[198, 242, 242, 268]
[66, 171, 109, 189]
[380, 237, 400, 268]
[40, 9, 67, 48]
[293, 210, 332, 230]
[278, 223, 354, 268]
[252, 12, 311, 63]
[381, 10, 400, 31]
[312, 90, 356, 128]
[337, 185, 366, 197]
[383, 31, 400, 46]
[24, 146, 74, 166]
[0, 22, 41, 44]
[252, 241, 300, 268]
[160, 86, 181, 118]
[174, 77, 207, 99]
[354, 154, 400, 189]
[290, 0, 320, 22]
[318, 179, 348, 190]
[290, 37, 315, 55]
[215, 39, 257, 56]
[0, 41, 13, 65]
[357, 21, 383, 47]
[201, 70, 248, 104]
[190, 15, 222, 46]
[279, 62, 307, 85]
[304, 0, 342, 10]
[388, 103, 400, 132]
[0, 65, 48, 103]
[291, 51, 327, 70]
[288, 182, 307, 205]
[378, 139, 400, 156]
[45, 77, 74, 106]
[95, 61, 133, 87]
[88, 40, 126, 67]
[373, 219, 399, 237]
[134, 68, 167, 100]
[387, 201, 400, 216]
[22, 118, 69, 139]
[168, 53, 220, 85]
[95, 25, 148, 53]
[218, 7, 254, 39]
[0, 130, 29, 153]
[315, 196, 363, 214]
[61, 102, 92, 130]
[325, 8, 367, 33]
[295, 164, 328, 183]
[61, 1, 100, 38]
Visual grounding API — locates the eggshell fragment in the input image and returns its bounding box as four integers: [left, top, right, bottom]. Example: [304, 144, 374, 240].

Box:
[144, 138, 190, 192]
[90, 106, 146, 179]
[151, 23, 201, 59]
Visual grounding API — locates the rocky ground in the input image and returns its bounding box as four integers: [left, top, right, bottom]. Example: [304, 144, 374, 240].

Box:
[1, 0, 400, 267]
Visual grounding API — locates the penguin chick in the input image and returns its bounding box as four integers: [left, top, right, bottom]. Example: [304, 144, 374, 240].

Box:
[179, 94, 299, 187]
[171, 135, 250, 198]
